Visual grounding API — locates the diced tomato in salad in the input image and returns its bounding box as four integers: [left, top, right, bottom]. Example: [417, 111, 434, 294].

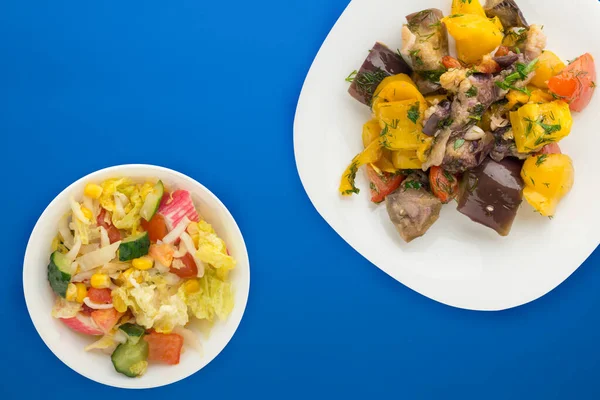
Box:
[366, 165, 404, 204]
[88, 288, 113, 304]
[97, 209, 122, 243]
[170, 252, 198, 278]
[91, 308, 123, 334]
[141, 213, 169, 242]
[548, 53, 596, 112]
[144, 331, 184, 365]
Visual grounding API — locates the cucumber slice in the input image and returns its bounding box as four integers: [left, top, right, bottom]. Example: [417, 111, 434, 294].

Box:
[140, 180, 164, 222]
[111, 339, 149, 377]
[119, 323, 145, 344]
[119, 232, 150, 261]
[47, 251, 76, 297]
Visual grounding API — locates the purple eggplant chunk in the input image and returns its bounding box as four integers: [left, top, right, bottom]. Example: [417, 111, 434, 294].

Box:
[442, 132, 495, 173]
[484, 0, 528, 29]
[493, 53, 519, 69]
[348, 42, 412, 106]
[457, 157, 524, 236]
[386, 174, 442, 243]
[422, 99, 452, 136]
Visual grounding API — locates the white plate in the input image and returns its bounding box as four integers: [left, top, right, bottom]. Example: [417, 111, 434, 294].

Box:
[294, 0, 600, 311]
[23, 164, 250, 388]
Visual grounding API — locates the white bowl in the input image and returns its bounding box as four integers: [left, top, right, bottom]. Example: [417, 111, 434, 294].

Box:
[294, 0, 600, 311]
[23, 164, 250, 389]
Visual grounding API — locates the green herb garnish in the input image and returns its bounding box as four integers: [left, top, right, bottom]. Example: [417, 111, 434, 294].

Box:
[536, 154, 548, 167]
[465, 86, 478, 98]
[345, 70, 358, 82]
[454, 138, 466, 150]
[407, 103, 420, 124]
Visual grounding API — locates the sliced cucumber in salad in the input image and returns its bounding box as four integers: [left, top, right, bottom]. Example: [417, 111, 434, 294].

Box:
[47, 251, 76, 298]
[119, 323, 145, 344]
[140, 180, 164, 222]
[119, 231, 150, 261]
[111, 337, 149, 377]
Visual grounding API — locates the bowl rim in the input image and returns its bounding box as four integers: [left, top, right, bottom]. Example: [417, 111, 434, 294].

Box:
[22, 163, 250, 389]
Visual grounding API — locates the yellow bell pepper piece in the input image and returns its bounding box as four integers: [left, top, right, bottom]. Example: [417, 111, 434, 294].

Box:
[377, 100, 426, 151]
[372, 74, 425, 117]
[489, 16, 504, 32]
[521, 153, 574, 216]
[509, 101, 572, 153]
[392, 150, 422, 169]
[443, 14, 503, 64]
[530, 50, 566, 89]
[361, 119, 381, 147]
[451, 0, 486, 17]
[505, 87, 553, 109]
[339, 140, 382, 195]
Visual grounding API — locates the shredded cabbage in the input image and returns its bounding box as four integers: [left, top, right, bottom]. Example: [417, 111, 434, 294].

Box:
[112, 273, 189, 333]
[192, 221, 236, 278]
[76, 240, 121, 271]
[85, 335, 119, 353]
[184, 268, 234, 322]
[58, 214, 74, 249]
[52, 297, 82, 319]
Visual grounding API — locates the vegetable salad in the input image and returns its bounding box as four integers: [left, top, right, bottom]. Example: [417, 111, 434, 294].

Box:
[48, 178, 235, 377]
[340, 0, 595, 242]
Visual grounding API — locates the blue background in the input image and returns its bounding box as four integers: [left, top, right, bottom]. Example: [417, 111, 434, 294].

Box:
[1, 1, 599, 398]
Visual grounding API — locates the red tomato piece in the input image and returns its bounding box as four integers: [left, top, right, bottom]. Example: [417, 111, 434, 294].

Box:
[144, 332, 184, 365]
[548, 53, 596, 112]
[170, 253, 198, 278]
[366, 165, 404, 204]
[81, 304, 94, 316]
[537, 143, 562, 155]
[140, 213, 169, 243]
[97, 209, 122, 244]
[429, 166, 459, 204]
[442, 55, 462, 69]
[87, 287, 113, 304]
[494, 46, 510, 57]
[90, 308, 123, 334]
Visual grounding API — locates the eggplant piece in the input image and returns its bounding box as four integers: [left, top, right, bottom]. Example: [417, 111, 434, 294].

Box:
[442, 132, 495, 173]
[484, 0, 528, 29]
[457, 157, 524, 236]
[348, 42, 412, 106]
[490, 126, 529, 162]
[402, 9, 449, 92]
[386, 174, 442, 243]
[422, 99, 452, 136]
[493, 53, 519, 69]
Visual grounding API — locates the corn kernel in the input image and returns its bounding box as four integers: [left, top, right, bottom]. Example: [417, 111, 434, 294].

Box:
[75, 283, 87, 303]
[84, 183, 103, 199]
[65, 283, 78, 302]
[132, 256, 154, 271]
[90, 273, 111, 289]
[81, 206, 93, 221]
[112, 292, 128, 313]
[183, 279, 200, 294]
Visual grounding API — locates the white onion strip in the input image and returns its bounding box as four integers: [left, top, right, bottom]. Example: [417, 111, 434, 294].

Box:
[65, 236, 82, 261]
[70, 196, 91, 225]
[83, 297, 114, 310]
[99, 226, 110, 248]
[162, 217, 190, 244]
[58, 214, 74, 249]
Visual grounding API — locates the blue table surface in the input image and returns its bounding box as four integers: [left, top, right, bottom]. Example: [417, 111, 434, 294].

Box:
[1, 1, 599, 398]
